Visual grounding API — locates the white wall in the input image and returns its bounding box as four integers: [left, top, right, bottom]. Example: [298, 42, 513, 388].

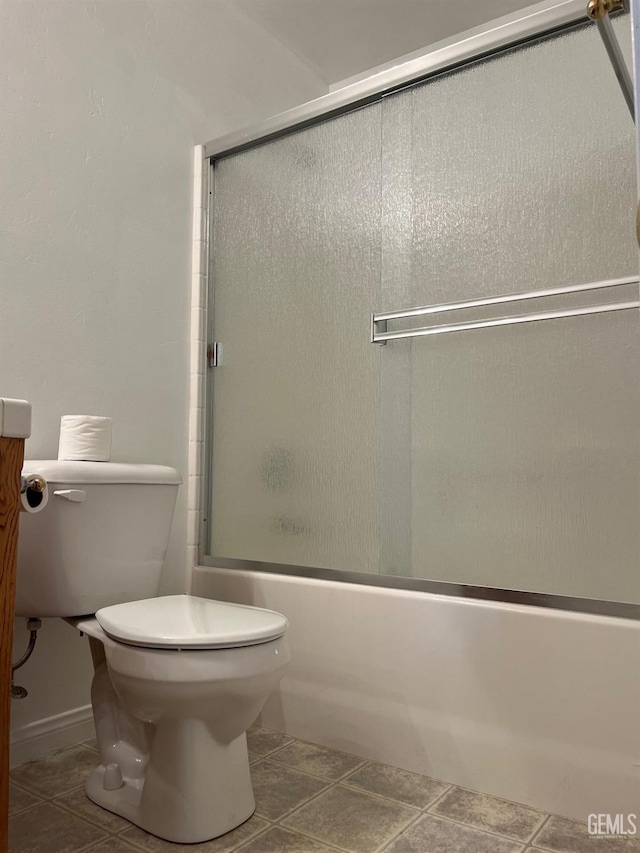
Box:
[194, 566, 640, 822]
[235, 0, 547, 87]
[1, 0, 325, 757]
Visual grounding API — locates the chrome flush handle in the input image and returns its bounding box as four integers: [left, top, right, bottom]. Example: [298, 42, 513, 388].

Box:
[53, 489, 86, 502]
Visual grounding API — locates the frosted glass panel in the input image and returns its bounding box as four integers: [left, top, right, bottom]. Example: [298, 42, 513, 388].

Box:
[208, 18, 640, 604]
[377, 18, 639, 601]
[384, 19, 636, 308]
[408, 313, 640, 601]
[210, 109, 381, 571]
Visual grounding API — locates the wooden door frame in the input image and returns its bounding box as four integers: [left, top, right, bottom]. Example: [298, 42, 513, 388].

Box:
[0, 400, 31, 853]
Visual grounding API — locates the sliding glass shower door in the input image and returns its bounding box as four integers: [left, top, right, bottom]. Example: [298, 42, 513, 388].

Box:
[209, 108, 383, 573]
[207, 15, 640, 606]
[377, 19, 639, 602]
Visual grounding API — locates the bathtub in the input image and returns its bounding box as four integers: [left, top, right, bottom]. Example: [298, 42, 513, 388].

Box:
[193, 565, 640, 822]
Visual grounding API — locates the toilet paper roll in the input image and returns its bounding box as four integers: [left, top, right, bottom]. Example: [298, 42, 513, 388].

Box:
[21, 474, 49, 514]
[58, 415, 112, 462]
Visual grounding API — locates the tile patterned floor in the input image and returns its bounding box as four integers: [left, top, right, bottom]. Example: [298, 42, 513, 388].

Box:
[9, 725, 640, 853]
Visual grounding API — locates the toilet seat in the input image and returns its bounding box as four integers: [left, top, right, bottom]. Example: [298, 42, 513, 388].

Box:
[95, 594, 288, 650]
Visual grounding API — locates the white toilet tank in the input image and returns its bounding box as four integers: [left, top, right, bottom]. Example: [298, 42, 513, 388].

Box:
[16, 461, 182, 618]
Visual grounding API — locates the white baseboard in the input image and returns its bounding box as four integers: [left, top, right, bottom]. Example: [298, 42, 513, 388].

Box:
[10, 705, 95, 768]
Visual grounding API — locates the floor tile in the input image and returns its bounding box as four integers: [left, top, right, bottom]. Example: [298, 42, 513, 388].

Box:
[120, 813, 269, 852]
[9, 783, 43, 816]
[8, 801, 107, 853]
[531, 815, 640, 852]
[282, 785, 418, 853]
[382, 812, 524, 853]
[236, 825, 343, 852]
[270, 740, 364, 781]
[431, 786, 544, 841]
[246, 725, 293, 756]
[54, 785, 132, 833]
[345, 762, 449, 809]
[84, 839, 143, 853]
[251, 760, 329, 821]
[10, 743, 98, 798]
[10, 731, 610, 853]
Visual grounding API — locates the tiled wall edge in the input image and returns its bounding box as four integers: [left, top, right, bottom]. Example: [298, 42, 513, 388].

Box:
[187, 145, 209, 571]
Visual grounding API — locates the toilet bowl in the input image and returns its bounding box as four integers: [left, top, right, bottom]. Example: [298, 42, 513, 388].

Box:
[16, 461, 291, 843]
[75, 595, 290, 843]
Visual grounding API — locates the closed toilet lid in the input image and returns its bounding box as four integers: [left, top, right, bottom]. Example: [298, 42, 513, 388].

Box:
[95, 595, 288, 649]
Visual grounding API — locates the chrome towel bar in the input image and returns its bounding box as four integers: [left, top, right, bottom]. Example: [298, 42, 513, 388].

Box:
[371, 275, 640, 343]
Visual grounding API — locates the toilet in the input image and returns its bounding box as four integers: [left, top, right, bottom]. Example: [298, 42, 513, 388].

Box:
[15, 460, 290, 844]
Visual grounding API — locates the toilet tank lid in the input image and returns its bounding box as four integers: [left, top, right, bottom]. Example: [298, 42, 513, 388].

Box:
[22, 460, 182, 485]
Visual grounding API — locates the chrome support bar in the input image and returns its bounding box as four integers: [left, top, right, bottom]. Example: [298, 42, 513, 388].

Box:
[596, 15, 635, 116]
[371, 276, 640, 343]
[587, 0, 635, 119]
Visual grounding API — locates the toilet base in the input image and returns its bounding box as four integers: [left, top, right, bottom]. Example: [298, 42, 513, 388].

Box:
[86, 724, 256, 844]
[80, 624, 289, 843]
